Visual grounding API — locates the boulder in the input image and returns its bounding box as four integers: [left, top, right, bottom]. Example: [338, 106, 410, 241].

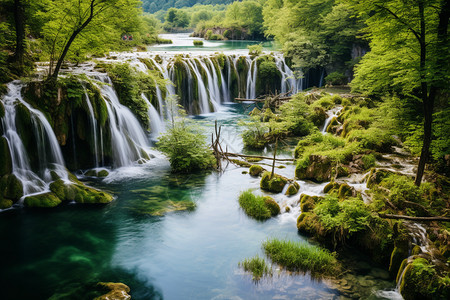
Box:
[260, 172, 288, 193]
[249, 165, 265, 177]
[24, 192, 62, 208]
[1, 174, 23, 202]
[295, 155, 332, 182]
[0, 199, 13, 209]
[299, 194, 323, 213]
[263, 196, 280, 216]
[285, 182, 300, 196]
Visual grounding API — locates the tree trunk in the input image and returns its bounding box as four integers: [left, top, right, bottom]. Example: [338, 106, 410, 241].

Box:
[13, 0, 26, 74]
[50, 0, 96, 79]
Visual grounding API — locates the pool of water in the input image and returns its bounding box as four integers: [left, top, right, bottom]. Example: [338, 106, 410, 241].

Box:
[0, 103, 398, 299]
[148, 33, 278, 54]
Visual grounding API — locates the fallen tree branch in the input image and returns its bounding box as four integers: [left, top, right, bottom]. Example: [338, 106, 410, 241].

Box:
[378, 214, 450, 222]
[223, 152, 295, 162]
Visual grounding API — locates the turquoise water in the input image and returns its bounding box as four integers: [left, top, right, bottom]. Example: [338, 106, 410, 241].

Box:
[148, 33, 278, 53]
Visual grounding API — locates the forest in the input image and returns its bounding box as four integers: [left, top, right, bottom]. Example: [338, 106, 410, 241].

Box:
[0, 0, 449, 299]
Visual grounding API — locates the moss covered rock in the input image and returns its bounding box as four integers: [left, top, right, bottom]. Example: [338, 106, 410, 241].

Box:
[295, 155, 332, 183]
[310, 106, 327, 127]
[1, 174, 23, 202]
[0, 199, 13, 209]
[338, 183, 354, 199]
[0, 137, 12, 176]
[299, 194, 322, 213]
[85, 169, 109, 178]
[249, 165, 265, 177]
[263, 196, 280, 216]
[260, 172, 288, 193]
[0, 101, 4, 118]
[24, 192, 62, 208]
[366, 168, 394, 188]
[94, 282, 131, 300]
[326, 116, 339, 133]
[324, 181, 340, 194]
[285, 182, 300, 196]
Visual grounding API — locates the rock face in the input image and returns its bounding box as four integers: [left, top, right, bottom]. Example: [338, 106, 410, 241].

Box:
[260, 172, 288, 193]
[94, 282, 131, 300]
[295, 155, 332, 182]
[0, 137, 12, 176]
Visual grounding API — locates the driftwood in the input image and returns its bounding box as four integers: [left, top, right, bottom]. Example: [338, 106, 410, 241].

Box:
[378, 214, 450, 222]
[223, 152, 295, 162]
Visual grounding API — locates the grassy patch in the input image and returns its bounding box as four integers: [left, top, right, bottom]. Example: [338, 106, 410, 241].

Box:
[262, 238, 340, 276]
[238, 190, 280, 220]
[239, 255, 272, 281]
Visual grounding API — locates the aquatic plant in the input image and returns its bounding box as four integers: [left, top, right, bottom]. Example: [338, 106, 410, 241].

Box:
[238, 255, 272, 281]
[262, 238, 340, 276]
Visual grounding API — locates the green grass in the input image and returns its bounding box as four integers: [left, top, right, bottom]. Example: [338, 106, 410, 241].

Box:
[193, 40, 203, 46]
[262, 238, 340, 276]
[239, 255, 272, 280]
[238, 190, 272, 220]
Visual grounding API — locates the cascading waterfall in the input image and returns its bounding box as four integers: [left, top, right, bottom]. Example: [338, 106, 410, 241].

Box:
[246, 58, 257, 99]
[82, 85, 100, 168]
[141, 94, 165, 137]
[322, 106, 343, 134]
[96, 76, 151, 168]
[184, 59, 213, 113]
[275, 55, 303, 94]
[0, 81, 68, 197]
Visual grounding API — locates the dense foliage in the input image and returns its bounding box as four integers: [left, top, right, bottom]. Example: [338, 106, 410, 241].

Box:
[141, 0, 233, 13]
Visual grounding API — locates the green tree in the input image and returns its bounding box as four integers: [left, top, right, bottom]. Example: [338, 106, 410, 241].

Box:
[348, 0, 449, 185]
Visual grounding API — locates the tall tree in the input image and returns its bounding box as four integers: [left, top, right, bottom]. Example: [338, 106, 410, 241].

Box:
[349, 0, 449, 185]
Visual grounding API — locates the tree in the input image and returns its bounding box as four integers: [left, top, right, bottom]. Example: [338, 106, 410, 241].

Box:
[348, 0, 450, 185]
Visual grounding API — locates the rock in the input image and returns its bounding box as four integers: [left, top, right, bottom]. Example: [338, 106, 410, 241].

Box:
[1, 174, 23, 202]
[260, 172, 288, 193]
[324, 181, 340, 194]
[24, 192, 62, 208]
[295, 155, 332, 182]
[326, 117, 339, 133]
[249, 165, 264, 176]
[94, 282, 131, 300]
[263, 196, 280, 216]
[285, 182, 300, 196]
[0, 199, 13, 209]
[338, 183, 354, 199]
[0, 101, 4, 118]
[336, 165, 349, 178]
[0, 137, 12, 176]
[366, 168, 394, 188]
[85, 169, 109, 178]
[299, 194, 322, 213]
[310, 107, 327, 127]
[285, 206, 291, 212]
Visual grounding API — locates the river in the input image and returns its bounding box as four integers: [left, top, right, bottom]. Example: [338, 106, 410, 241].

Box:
[0, 33, 398, 300]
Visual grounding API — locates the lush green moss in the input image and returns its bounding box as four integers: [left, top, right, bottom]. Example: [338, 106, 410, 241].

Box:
[239, 255, 272, 281]
[193, 40, 203, 46]
[238, 190, 279, 220]
[260, 172, 288, 193]
[24, 192, 62, 208]
[285, 182, 300, 196]
[0, 199, 13, 209]
[262, 238, 340, 276]
[1, 174, 23, 201]
[0, 137, 12, 176]
[300, 194, 322, 213]
[295, 155, 333, 182]
[263, 196, 281, 216]
[338, 183, 353, 199]
[249, 165, 264, 176]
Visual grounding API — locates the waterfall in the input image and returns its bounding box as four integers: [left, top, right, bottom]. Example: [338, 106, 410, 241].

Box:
[246, 58, 257, 99]
[0, 81, 68, 197]
[185, 59, 212, 113]
[275, 56, 303, 94]
[82, 85, 100, 168]
[141, 93, 165, 138]
[96, 76, 151, 167]
[321, 106, 343, 134]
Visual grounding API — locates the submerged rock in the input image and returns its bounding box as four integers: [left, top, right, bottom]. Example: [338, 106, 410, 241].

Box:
[94, 282, 131, 300]
[260, 172, 288, 193]
[85, 169, 109, 178]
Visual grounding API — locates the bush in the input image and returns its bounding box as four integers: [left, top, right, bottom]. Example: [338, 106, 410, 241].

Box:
[248, 44, 263, 56]
[239, 255, 272, 281]
[193, 40, 203, 46]
[325, 71, 348, 85]
[157, 97, 215, 173]
[238, 190, 279, 220]
[262, 238, 340, 276]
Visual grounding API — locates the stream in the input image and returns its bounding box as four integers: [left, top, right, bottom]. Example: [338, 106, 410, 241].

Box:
[0, 34, 400, 299]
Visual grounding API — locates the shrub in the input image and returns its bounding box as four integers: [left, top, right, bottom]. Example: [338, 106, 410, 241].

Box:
[262, 238, 340, 276]
[325, 71, 348, 85]
[193, 40, 203, 46]
[157, 97, 215, 173]
[239, 255, 272, 280]
[238, 190, 279, 220]
[248, 44, 263, 56]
